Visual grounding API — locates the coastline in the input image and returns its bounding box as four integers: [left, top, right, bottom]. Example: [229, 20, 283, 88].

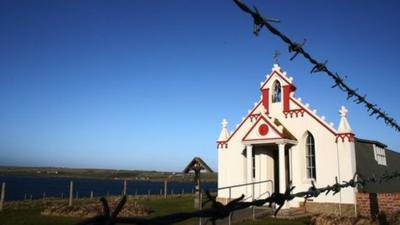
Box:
[0, 166, 217, 182]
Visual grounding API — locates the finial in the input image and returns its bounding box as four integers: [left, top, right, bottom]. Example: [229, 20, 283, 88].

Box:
[222, 119, 228, 128]
[339, 106, 348, 118]
[338, 106, 352, 133]
[218, 118, 230, 142]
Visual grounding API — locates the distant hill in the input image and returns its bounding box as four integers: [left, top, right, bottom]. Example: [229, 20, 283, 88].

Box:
[0, 166, 217, 182]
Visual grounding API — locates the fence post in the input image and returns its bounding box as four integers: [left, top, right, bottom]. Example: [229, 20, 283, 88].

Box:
[69, 181, 73, 207]
[199, 191, 202, 225]
[0, 182, 5, 211]
[123, 180, 127, 196]
[252, 206, 255, 221]
[164, 178, 168, 199]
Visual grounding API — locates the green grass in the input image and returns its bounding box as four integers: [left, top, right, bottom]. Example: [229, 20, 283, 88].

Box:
[0, 196, 198, 225]
[0, 208, 80, 225]
[0, 197, 310, 225]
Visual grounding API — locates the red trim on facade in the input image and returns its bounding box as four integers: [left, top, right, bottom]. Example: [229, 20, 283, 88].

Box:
[283, 109, 305, 118]
[258, 124, 269, 136]
[335, 133, 355, 142]
[283, 84, 295, 112]
[216, 101, 263, 149]
[249, 113, 261, 122]
[290, 97, 337, 136]
[242, 115, 284, 141]
[217, 141, 228, 149]
[242, 137, 288, 142]
[262, 89, 269, 114]
[260, 70, 296, 91]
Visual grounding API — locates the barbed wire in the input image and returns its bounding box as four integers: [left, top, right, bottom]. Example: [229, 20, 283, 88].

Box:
[233, 0, 400, 133]
[75, 2, 400, 225]
[76, 171, 400, 225]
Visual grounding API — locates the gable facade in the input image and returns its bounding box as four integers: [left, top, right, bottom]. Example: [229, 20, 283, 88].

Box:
[217, 64, 358, 208]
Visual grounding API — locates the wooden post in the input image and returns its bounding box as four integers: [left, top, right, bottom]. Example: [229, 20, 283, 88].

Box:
[69, 181, 73, 207]
[164, 178, 168, 199]
[123, 180, 127, 196]
[0, 182, 5, 211]
[194, 170, 201, 208]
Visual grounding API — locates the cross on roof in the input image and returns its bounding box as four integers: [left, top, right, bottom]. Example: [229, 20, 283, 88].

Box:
[273, 50, 281, 64]
[221, 119, 228, 128]
[339, 106, 348, 118]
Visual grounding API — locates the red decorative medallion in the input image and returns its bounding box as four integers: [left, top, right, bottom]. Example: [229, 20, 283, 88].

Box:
[258, 124, 269, 136]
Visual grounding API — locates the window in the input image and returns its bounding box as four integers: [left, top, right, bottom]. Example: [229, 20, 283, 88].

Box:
[252, 151, 256, 179]
[305, 132, 316, 180]
[272, 80, 281, 103]
[373, 145, 387, 166]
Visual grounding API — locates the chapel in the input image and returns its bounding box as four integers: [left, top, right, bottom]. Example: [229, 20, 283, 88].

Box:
[216, 64, 400, 215]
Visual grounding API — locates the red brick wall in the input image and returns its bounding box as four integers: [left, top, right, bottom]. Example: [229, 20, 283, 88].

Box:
[356, 192, 400, 217]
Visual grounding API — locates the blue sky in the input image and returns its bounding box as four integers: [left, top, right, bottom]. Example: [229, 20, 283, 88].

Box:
[0, 0, 399, 171]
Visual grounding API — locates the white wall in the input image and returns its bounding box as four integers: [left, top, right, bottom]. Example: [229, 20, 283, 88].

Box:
[217, 67, 356, 206]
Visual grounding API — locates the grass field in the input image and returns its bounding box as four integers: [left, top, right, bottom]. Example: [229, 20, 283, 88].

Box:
[0, 196, 310, 225]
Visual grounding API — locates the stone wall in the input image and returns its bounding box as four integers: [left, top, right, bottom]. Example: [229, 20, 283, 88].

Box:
[356, 192, 400, 217]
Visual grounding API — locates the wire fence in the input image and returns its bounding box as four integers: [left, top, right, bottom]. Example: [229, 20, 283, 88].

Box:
[232, 0, 400, 133]
[76, 171, 400, 225]
[75, 1, 400, 224]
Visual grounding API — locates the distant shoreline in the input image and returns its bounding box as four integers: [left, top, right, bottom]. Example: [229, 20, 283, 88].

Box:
[0, 166, 218, 182]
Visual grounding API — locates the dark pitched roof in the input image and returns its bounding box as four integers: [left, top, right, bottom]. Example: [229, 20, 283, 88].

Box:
[355, 138, 400, 193]
[182, 157, 214, 173]
[356, 138, 387, 148]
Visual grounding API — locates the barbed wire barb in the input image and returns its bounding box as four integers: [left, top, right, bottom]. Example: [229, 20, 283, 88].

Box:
[76, 171, 400, 225]
[232, 0, 400, 132]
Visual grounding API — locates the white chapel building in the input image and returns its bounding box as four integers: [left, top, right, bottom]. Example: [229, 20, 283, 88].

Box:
[216, 64, 360, 212]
